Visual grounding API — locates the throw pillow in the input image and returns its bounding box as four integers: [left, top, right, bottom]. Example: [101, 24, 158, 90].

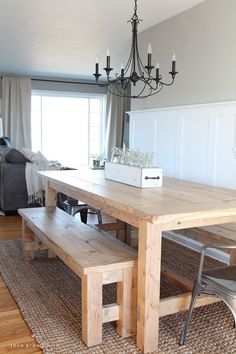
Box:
[31, 151, 49, 164]
[22, 147, 36, 160]
[6, 148, 30, 164]
[22, 148, 49, 164]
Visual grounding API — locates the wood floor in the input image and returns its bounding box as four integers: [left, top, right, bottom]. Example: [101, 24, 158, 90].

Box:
[0, 214, 43, 353]
[0, 211, 115, 353]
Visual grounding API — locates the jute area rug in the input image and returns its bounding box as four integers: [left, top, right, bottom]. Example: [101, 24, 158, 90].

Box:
[0, 239, 235, 354]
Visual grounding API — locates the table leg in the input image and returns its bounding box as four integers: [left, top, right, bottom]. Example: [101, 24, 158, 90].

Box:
[229, 249, 236, 265]
[45, 183, 57, 207]
[137, 221, 162, 353]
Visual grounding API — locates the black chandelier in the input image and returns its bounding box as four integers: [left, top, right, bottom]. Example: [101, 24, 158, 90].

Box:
[93, 0, 178, 99]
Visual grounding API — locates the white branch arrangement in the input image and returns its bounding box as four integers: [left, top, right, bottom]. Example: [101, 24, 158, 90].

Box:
[111, 146, 154, 168]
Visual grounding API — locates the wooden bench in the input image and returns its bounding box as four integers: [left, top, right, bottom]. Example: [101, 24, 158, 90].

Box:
[18, 206, 137, 347]
[177, 223, 236, 264]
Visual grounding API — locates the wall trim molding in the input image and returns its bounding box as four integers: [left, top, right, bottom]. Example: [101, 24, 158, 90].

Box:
[129, 100, 236, 189]
[127, 100, 236, 115]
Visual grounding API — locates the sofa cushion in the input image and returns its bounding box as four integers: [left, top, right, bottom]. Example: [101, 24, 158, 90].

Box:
[5, 148, 30, 164]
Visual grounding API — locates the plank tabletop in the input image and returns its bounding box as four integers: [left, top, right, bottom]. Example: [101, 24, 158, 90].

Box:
[39, 169, 236, 230]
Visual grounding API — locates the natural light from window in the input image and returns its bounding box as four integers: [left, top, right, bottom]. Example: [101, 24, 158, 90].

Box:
[31, 91, 105, 168]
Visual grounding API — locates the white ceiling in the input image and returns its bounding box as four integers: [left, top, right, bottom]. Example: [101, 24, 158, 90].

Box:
[0, 0, 206, 81]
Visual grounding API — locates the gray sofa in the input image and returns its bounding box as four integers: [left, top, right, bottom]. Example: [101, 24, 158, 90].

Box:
[0, 146, 32, 213]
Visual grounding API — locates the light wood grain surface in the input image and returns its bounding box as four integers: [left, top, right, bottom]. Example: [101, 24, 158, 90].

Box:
[39, 169, 236, 353]
[39, 170, 236, 230]
[19, 207, 137, 276]
[19, 206, 137, 347]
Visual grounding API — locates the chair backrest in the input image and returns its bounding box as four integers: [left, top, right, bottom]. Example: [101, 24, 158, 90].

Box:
[203, 265, 236, 294]
[0, 137, 12, 147]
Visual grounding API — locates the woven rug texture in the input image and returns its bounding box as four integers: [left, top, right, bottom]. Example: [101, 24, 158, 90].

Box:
[0, 239, 235, 354]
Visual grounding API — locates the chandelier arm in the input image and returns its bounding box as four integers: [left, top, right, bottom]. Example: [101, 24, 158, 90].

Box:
[106, 81, 165, 99]
[145, 84, 164, 97]
[122, 79, 131, 91]
[107, 85, 123, 97]
[132, 76, 165, 98]
[159, 75, 177, 87]
[132, 80, 149, 98]
[123, 27, 136, 74]
[107, 85, 130, 98]
[137, 55, 157, 84]
[138, 75, 158, 91]
[134, 34, 149, 79]
[136, 43, 145, 78]
[107, 78, 146, 98]
[124, 51, 134, 75]
[110, 74, 129, 92]
[135, 83, 164, 99]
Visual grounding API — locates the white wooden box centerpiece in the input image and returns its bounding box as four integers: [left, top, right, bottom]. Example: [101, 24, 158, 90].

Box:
[104, 162, 163, 188]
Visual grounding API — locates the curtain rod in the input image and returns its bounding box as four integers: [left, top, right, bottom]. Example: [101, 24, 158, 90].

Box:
[0, 76, 99, 86]
[31, 78, 98, 86]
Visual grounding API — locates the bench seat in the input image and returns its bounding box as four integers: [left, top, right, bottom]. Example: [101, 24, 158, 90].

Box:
[19, 206, 137, 347]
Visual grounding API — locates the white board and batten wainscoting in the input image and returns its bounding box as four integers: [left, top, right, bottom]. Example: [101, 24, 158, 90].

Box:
[128, 101, 236, 263]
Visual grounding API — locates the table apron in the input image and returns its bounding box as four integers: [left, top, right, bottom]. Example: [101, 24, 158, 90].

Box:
[48, 180, 141, 228]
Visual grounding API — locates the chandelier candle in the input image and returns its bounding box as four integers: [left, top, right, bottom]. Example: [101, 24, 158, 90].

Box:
[156, 62, 160, 82]
[172, 53, 176, 73]
[121, 63, 125, 78]
[95, 56, 101, 82]
[106, 48, 110, 69]
[93, 0, 178, 98]
[147, 43, 152, 67]
[95, 57, 99, 74]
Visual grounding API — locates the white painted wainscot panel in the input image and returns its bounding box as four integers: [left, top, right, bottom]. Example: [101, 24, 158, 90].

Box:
[128, 101, 236, 189]
[128, 101, 236, 262]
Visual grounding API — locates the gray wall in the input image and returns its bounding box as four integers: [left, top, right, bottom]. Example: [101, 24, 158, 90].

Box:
[131, 0, 236, 110]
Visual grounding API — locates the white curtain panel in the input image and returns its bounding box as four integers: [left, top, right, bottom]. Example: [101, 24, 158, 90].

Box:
[104, 84, 130, 159]
[2, 76, 31, 149]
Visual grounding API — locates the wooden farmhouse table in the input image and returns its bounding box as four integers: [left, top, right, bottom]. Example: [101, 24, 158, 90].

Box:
[39, 169, 236, 353]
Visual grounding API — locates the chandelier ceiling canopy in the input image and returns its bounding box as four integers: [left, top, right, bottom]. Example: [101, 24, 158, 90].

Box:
[93, 0, 178, 99]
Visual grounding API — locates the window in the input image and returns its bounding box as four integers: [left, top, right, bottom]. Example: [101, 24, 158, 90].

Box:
[31, 91, 106, 168]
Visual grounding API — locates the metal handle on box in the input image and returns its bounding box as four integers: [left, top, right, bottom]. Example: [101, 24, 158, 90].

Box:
[145, 176, 160, 180]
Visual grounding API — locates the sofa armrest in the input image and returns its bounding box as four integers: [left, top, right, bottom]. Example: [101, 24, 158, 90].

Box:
[0, 163, 28, 211]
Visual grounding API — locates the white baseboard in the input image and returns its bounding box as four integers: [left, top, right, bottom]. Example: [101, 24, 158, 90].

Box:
[163, 231, 229, 264]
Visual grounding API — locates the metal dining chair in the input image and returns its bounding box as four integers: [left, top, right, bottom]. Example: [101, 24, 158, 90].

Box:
[180, 244, 236, 346]
[57, 193, 102, 224]
[63, 197, 102, 224]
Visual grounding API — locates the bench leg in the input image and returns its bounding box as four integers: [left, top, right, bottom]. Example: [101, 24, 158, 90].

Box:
[47, 249, 57, 258]
[22, 219, 56, 260]
[117, 267, 137, 338]
[22, 220, 36, 261]
[82, 273, 103, 347]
